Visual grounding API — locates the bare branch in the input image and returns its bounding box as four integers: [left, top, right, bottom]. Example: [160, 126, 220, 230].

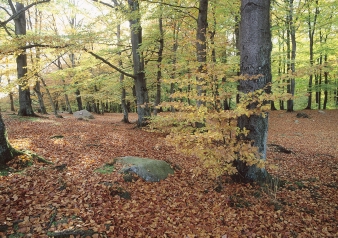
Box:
[83, 48, 136, 79]
[7, 0, 16, 14]
[91, 0, 115, 8]
[142, 0, 198, 10]
[1, 0, 51, 26]
[0, 44, 70, 54]
[0, 6, 12, 16]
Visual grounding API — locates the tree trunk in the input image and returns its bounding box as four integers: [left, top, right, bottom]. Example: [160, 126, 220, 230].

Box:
[117, 24, 129, 123]
[196, 0, 208, 108]
[234, 0, 272, 183]
[0, 112, 18, 165]
[33, 80, 48, 114]
[128, 0, 150, 126]
[305, 0, 319, 110]
[14, 3, 35, 117]
[323, 54, 328, 109]
[39, 76, 58, 116]
[153, 14, 164, 116]
[287, 0, 296, 112]
[64, 93, 72, 114]
[69, 52, 83, 112]
[75, 89, 83, 111]
[9, 92, 15, 112]
[169, 21, 179, 112]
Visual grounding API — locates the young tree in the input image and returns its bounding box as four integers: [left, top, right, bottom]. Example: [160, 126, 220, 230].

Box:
[305, 0, 319, 109]
[89, 0, 150, 126]
[234, 0, 272, 182]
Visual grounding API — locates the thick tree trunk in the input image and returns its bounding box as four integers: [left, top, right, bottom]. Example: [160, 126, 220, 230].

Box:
[15, 3, 35, 117]
[128, 0, 150, 126]
[235, 0, 272, 183]
[196, 0, 208, 108]
[0, 113, 18, 165]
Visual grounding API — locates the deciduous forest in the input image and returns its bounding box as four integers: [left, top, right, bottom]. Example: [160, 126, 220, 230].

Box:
[0, 0, 337, 237]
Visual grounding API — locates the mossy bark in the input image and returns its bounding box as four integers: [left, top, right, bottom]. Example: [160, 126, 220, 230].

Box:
[0, 113, 51, 166]
[0, 113, 19, 165]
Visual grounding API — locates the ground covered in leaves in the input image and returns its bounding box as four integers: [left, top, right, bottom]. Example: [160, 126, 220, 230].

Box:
[0, 110, 337, 237]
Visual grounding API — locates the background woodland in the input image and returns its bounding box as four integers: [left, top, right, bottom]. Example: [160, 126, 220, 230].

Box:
[1, 0, 338, 116]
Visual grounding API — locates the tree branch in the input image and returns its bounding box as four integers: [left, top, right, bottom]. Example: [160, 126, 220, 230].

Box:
[142, 0, 199, 10]
[91, 0, 115, 8]
[0, 6, 12, 16]
[1, 0, 51, 26]
[7, 0, 16, 14]
[83, 48, 136, 79]
[0, 44, 70, 54]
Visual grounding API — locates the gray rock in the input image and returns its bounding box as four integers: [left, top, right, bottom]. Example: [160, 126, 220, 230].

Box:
[296, 112, 309, 118]
[73, 110, 94, 119]
[116, 156, 174, 182]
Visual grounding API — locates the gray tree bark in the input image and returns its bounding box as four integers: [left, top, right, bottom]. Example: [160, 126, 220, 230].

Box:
[0, 112, 19, 165]
[305, 0, 319, 109]
[14, 2, 36, 117]
[196, 0, 208, 108]
[234, 0, 272, 183]
[117, 24, 129, 123]
[128, 0, 150, 126]
[153, 13, 164, 116]
[39, 76, 59, 116]
[286, 0, 296, 112]
[33, 80, 47, 114]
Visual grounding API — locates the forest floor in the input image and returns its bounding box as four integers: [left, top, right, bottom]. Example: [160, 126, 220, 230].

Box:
[0, 110, 337, 237]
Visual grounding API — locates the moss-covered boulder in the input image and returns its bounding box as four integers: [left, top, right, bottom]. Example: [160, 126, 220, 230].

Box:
[116, 156, 174, 182]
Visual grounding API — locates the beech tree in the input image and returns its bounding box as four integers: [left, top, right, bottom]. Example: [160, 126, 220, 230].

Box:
[0, 112, 18, 165]
[0, 0, 51, 116]
[234, 0, 272, 182]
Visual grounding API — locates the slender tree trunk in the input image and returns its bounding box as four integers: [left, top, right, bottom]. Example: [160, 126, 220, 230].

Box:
[33, 80, 47, 114]
[305, 0, 319, 110]
[69, 53, 83, 111]
[9, 92, 15, 112]
[210, 2, 221, 112]
[169, 21, 179, 112]
[153, 14, 164, 116]
[317, 55, 322, 109]
[75, 89, 82, 111]
[323, 54, 328, 109]
[287, 0, 296, 112]
[117, 24, 129, 123]
[39, 76, 58, 116]
[64, 93, 72, 113]
[234, 0, 272, 183]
